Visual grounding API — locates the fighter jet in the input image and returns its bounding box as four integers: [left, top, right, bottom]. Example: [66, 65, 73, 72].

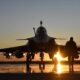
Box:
[0, 21, 79, 61]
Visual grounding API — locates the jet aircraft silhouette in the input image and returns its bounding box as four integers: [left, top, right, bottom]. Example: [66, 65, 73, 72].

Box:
[0, 21, 79, 62]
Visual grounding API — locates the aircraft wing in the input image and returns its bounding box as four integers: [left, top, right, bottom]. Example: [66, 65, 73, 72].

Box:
[0, 37, 35, 53]
[16, 37, 34, 40]
[0, 45, 30, 53]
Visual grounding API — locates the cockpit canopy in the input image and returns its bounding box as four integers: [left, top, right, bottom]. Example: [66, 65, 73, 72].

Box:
[35, 21, 48, 37]
[34, 21, 49, 43]
[36, 26, 47, 36]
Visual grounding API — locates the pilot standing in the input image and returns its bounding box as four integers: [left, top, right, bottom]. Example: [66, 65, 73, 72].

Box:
[65, 37, 77, 72]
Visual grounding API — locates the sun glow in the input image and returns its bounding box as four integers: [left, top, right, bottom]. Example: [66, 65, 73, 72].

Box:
[54, 51, 63, 62]
[57, 63, 62, 74]
[54, 51, 63, 74]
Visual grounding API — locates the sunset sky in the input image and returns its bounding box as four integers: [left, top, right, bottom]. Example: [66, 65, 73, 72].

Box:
[0, 0, 80, 48]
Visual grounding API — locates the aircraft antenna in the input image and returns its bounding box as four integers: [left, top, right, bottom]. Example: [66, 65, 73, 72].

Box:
[33, 27, 36, 36]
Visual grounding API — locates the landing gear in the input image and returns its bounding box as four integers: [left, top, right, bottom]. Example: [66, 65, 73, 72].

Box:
[26, 52, 45, 73]
[26, 52, 32, 73]
[39, 52, 45, 72]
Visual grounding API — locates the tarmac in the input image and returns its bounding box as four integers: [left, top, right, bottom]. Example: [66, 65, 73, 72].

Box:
[0, 72, 80, 80]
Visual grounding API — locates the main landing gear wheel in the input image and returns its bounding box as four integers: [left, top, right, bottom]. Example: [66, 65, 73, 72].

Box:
[39, 52, 45, 72]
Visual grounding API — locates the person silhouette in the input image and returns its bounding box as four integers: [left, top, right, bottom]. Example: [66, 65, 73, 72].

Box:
[65, 37, 77, 72]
